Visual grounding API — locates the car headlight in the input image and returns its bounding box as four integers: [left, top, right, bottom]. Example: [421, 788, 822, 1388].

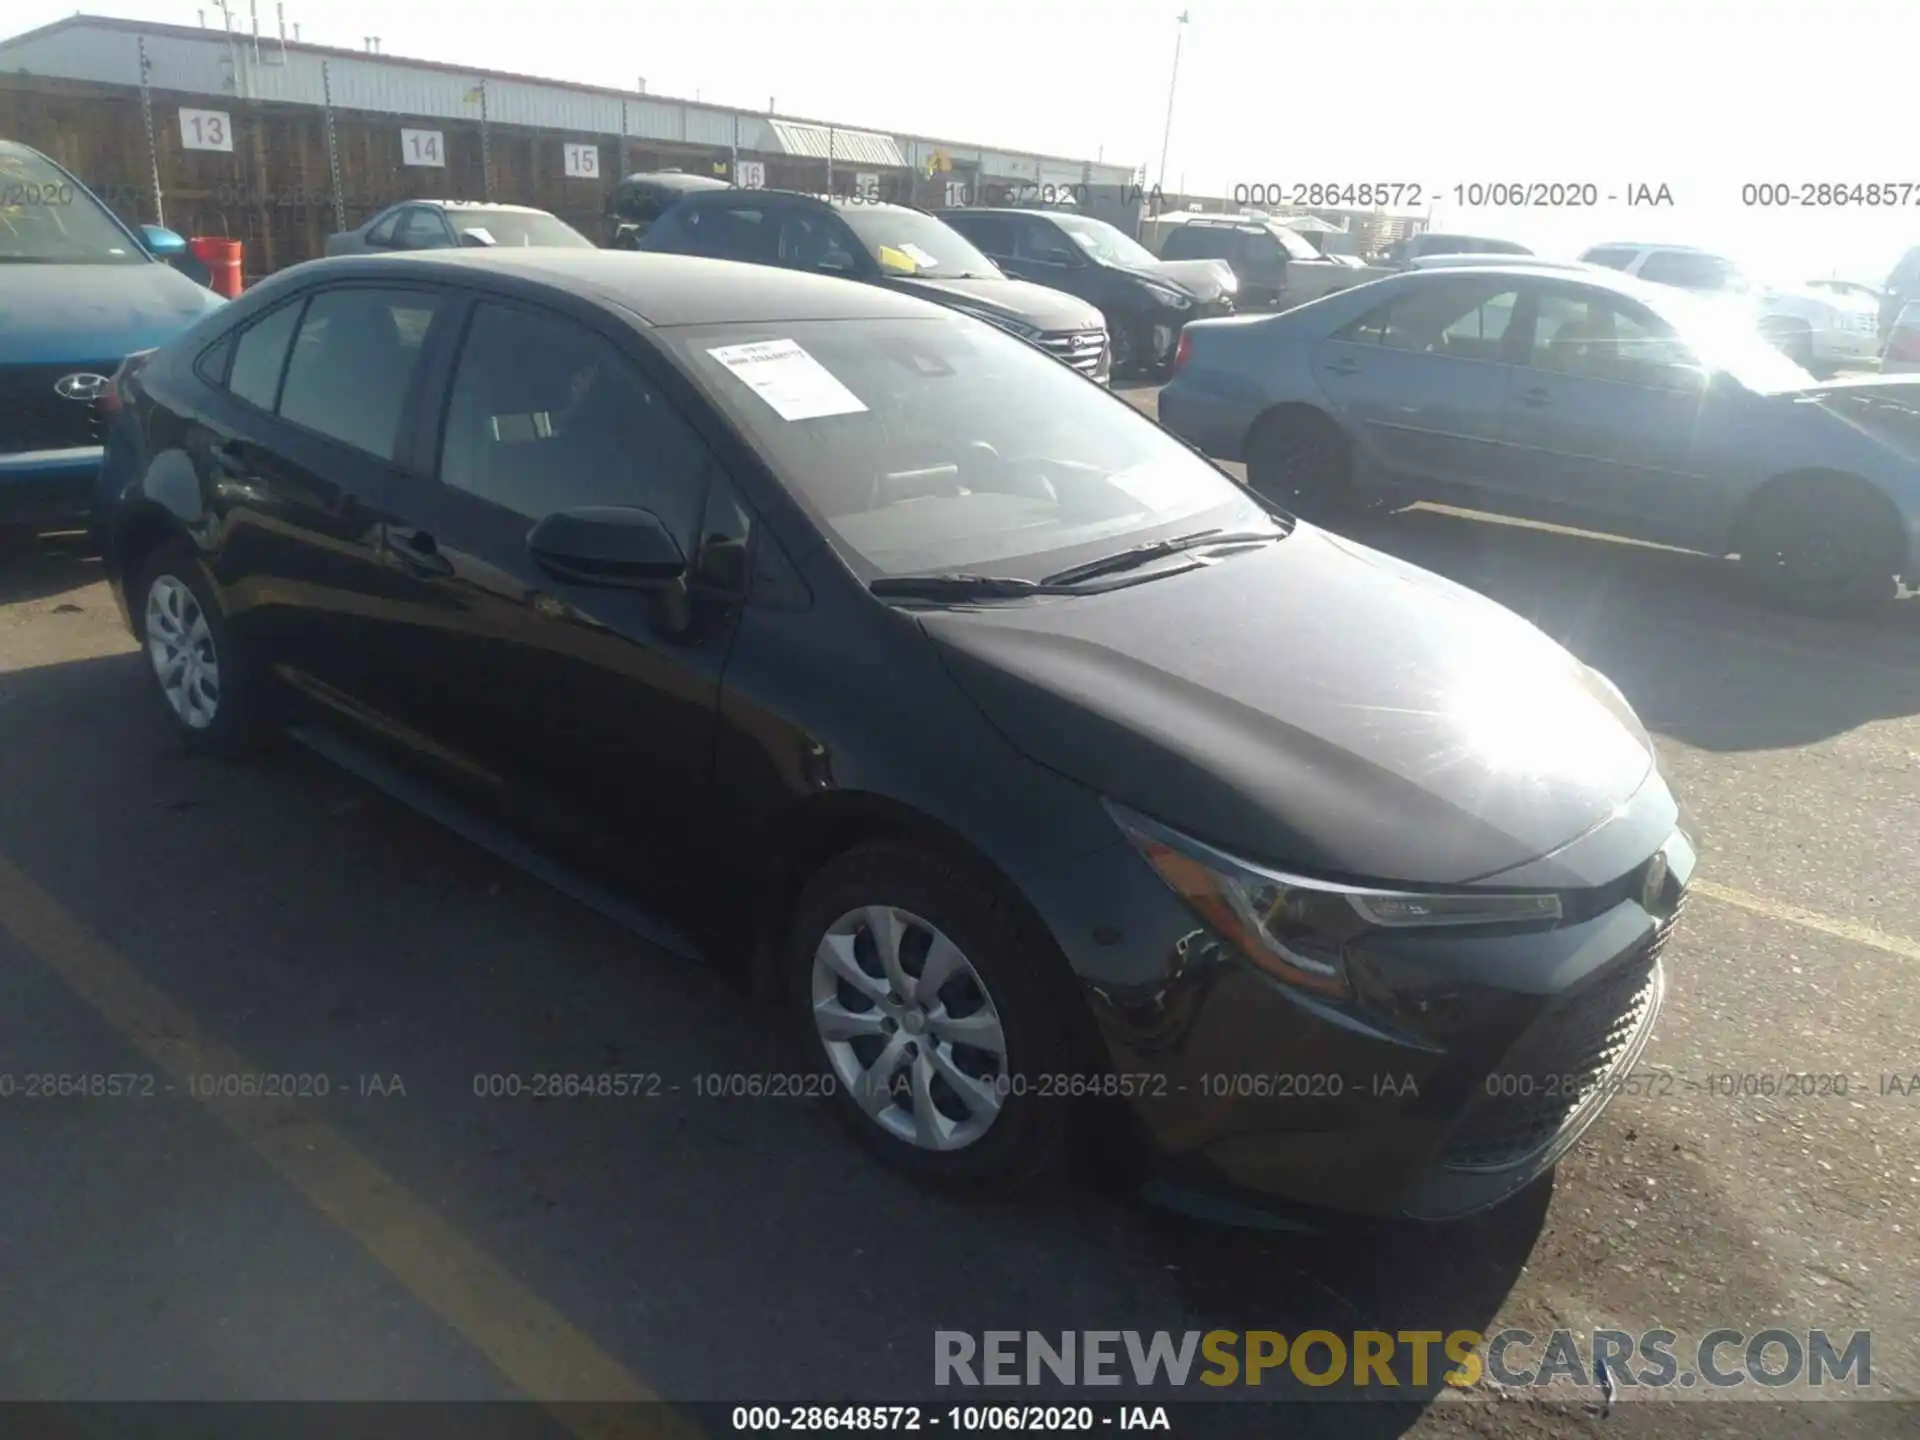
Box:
[946, 304, 1042, 341]
[1143, 284, 1193, 311]
[1108, 801, 1562, 999]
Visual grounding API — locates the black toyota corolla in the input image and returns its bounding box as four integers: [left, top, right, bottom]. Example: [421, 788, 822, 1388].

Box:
[95, 250, 1692, 1224]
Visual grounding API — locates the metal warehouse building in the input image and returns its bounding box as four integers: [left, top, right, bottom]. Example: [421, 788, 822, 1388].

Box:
[0, 13, 1143, 276]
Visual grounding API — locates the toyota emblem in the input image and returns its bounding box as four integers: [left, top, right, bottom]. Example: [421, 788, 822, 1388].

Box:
[54, 372, 111, 402]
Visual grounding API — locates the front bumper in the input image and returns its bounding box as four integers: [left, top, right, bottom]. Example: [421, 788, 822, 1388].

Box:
[1034, 822, 1695, 1224]
[0, 447, 103, 529]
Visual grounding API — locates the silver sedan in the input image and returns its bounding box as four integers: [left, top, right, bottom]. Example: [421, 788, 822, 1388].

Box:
[1158, 264, 1920, 611]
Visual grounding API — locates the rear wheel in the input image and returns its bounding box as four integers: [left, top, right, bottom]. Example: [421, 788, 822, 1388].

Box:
[1736, 476, 1902, 613]
[788, 842, 1074, 1191]
[1245, 408, 1355, 524]
[135, 539, 270, 754]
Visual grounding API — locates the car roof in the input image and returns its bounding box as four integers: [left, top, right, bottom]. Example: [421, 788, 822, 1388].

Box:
[1583, 242, 1722, 256]
[294, 249, 953, 327]
[1390, 261, 1679, 303]
[407, 200, 553, 214]
[676, 189, 924, 216]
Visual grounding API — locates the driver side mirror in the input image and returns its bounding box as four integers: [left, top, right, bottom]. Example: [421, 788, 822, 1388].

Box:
[140, 224, 188, 257]
[528, 506, 688, 588]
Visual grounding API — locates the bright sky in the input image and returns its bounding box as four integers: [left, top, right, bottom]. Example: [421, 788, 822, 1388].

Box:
[16, 0, 1919, 284]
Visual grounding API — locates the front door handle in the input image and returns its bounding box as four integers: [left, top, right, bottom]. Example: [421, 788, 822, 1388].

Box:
[1325, 357, 1362, 375]
[383, 525, 453, 577]
[1517, 386, 1552, 408]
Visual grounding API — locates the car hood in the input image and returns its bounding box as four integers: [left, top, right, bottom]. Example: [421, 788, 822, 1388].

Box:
[1783, 374, 1920, 462]
[920, 525, 1656, 886]
[0, 260, 224, 365]
[1115, 257, 1236, 302]
[884, 274, 1104, 332]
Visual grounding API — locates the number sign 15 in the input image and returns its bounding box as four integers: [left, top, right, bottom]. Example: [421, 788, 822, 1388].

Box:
[402, 129, 445, 167]
[563, 143, 601, 179]
[180, 108, 234, 153]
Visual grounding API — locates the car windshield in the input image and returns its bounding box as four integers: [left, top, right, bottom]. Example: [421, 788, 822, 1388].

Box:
[446, 209, 592, 248]
[664, 316, 1278, 581]
[1273, 227, 1323, 261]
[0, 146, 145, 265]
[1052, 214, 1161, 268]
[837, 208, 1002, 278]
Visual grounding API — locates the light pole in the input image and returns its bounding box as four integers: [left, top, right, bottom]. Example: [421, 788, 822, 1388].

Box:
[1156, 10, 1190, 194]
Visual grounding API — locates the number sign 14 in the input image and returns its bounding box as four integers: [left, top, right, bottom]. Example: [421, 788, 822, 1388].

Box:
[179, 108, 234, 153]
[402, 129, 445, 167]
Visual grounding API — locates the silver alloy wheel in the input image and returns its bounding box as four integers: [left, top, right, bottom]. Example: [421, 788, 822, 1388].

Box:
[810, 905, 1008, 1151]
[145, 574, 220, 730]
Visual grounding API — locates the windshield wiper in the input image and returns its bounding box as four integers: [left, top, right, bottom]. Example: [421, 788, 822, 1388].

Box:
[869, 573, 1068, 601]
[1040, 528, 1280, 587]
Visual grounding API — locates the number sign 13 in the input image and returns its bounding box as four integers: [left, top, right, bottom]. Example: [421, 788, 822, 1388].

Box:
[180, 108, 234, 153]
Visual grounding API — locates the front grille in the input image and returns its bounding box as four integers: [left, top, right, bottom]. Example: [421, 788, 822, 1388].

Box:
[1441, 911, 1678, 1172]
[0, 362, 115, 455]
[1038, 328, 1108, 379]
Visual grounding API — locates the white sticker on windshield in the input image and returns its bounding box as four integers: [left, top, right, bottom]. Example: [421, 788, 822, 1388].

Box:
[706, 338, 868, 422]
[899, 242, 940, 269]
[462, 226, 498, 247]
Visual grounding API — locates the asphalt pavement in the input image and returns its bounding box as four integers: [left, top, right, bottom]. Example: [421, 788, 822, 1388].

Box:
[2, 405, 1917, 1438]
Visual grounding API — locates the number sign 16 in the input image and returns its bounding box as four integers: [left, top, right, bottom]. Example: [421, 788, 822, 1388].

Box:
[402, 129, 445, 167]
[180, 108, 234, 153]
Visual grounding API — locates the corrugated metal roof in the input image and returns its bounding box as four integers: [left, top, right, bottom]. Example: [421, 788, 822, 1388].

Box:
[0, 13, 1132, 184]
[767, 120, 904, 168]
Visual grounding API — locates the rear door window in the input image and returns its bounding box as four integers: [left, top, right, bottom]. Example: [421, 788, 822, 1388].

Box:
[226, 300, 305, 411]
[276, 287, 445, 460]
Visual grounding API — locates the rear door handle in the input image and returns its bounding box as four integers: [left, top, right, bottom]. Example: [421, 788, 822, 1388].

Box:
[1517, 386, 1552, 408]
[383, 525, 453, 577]
[1325, 357, 1362, 375]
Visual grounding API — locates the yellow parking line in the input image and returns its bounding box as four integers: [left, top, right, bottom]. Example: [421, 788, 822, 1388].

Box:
[0, 855, 693, 1440]
[1690, 877, 1920, 963]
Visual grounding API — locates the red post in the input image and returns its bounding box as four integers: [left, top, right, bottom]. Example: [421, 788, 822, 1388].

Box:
[188, 237, 246, 298]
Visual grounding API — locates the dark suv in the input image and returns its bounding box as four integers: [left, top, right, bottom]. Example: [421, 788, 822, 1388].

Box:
[606, 171, 733, 249]
[640, 191, 1110, 382]
[1882, 245, 1920, 340]
[937, 207, 1234, 378]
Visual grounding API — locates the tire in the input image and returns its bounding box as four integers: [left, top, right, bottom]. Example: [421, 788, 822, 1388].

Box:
[1736, 477, 1903, 614]
[1106, 315, 1137, 379]
[787, 841, 1074, 1191]
[1245, 408, 1355, 524]
[134, 538, 269, 754]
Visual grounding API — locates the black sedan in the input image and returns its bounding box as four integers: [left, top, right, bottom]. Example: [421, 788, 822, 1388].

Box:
[93, 250, 1692, 1223]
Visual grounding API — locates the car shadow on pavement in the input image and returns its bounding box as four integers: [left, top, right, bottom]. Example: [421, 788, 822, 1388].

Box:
[1335, 506, 1920, 753]
[0, 533, 105, 609]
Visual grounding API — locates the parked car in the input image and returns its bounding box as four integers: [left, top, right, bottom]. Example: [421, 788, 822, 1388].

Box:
[1881, 246, 1920, 340]
[1384, 233, 1533, 267]
[1159, 263, 1920, 611]
[936, 206, 1234, 378]
[95, 248, 1695, 1224]
[0, 138, 225, 550]
[605, 170, 732, 249]
[640, 192, 1109, 383]
[1806, 278, 1883, 308]
[1577, 243, 1833, 369]
[1159, 215, 1391, 311]
[325, 201, 593, 256]
[1884, 300, 1920, 375]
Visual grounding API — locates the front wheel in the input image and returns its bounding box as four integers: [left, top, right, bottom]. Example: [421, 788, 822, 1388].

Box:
[1736, 479, 1902, 614]
[1245, 409, 1355, 525]
[788, 842, 1074, 1191]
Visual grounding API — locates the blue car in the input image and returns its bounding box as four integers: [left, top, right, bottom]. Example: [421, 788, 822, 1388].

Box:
[1159, 263, 1920, 611]
[1, 139, 226, 547]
